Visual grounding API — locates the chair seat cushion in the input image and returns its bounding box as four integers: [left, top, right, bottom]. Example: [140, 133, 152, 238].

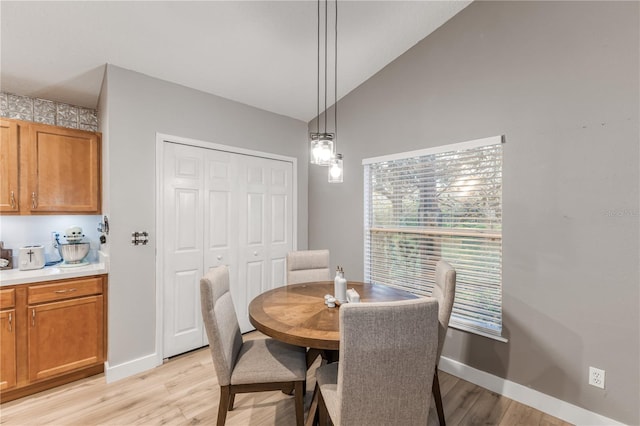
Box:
[316, 362, 340, 424]
[231, 337, 306, 385]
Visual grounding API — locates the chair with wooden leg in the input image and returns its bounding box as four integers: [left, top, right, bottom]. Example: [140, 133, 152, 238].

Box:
[286, 249, 332, 368]
[286, 249, 331, 285]
[315, 298, 440, 426]
[431, 259, 457, 426]
[200, 265, 307, 426]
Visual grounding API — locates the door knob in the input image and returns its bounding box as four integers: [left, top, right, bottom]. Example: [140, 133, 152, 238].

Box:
[217, 255, 222, 260]
[253, 251, 258, 256]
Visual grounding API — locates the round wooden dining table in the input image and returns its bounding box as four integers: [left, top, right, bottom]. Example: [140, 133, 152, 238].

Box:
[248, 281, 419, 351]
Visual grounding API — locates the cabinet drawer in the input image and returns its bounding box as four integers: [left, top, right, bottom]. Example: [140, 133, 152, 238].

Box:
[28, 277, 102, 304]
[0, 288, 15, 309]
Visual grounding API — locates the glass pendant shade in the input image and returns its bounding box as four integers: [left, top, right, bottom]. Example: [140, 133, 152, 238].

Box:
[328, 153, 344, 183]
[310, 133, 334, 166]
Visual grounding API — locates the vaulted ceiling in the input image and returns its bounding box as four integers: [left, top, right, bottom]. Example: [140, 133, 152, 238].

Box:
[1, 1, 471, 122]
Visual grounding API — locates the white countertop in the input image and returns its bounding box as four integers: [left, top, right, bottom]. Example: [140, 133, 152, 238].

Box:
[0, 253, 109, 286]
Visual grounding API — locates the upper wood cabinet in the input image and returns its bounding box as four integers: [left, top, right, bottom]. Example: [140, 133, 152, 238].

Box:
[28, 123, 101, 213]
[0, 120, 20, 213]
[0, 119, 101, 215]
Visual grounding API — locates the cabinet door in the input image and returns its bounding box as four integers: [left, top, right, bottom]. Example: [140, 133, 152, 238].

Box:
[28, 124, 100, 213]
[0, 309, 17, 390]
[28, 295, 104, 382]
[0, 120, 20, 212]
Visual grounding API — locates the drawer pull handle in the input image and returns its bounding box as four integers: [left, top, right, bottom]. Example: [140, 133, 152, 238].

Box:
[32, 192, 38, 209]
[8, 312, 12, 332]
[10, 191, 16, 209]
[53, 288, 77, 294]
[32, 309, 35, 327]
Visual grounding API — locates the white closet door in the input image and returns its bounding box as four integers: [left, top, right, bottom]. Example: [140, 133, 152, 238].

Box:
[163, 143, 206, 358]
[202, 149, 240, 340]
[162, 142, 294, 353]
[236, 156, 293, 332]
[266, 159, 293, 290]
[203, 149, 238, 277]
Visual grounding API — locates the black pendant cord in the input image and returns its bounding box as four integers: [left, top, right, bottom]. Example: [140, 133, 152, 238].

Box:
[324, 0, 328, 134]
[317, 0, 320, 134]
[334, 0, 338, 152]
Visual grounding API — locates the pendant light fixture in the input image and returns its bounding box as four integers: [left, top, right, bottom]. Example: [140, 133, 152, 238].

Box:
[309, 0, 343, 183]
[328, 153, 343, 183]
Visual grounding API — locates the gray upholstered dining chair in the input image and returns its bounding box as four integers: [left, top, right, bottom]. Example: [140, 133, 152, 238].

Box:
[286, 249, 331, 284]
[431, 259, 457, 426]
[200, 265, 307, 426]
[315, 298, 439, 426]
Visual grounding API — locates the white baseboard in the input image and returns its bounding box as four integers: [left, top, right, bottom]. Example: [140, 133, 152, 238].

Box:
[438, 357, 625, 426]
[104, 353, 161, 384]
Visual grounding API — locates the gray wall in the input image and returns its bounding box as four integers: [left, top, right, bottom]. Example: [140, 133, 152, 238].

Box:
[309, 1, 639, 424]
[101, 65, 308, 368]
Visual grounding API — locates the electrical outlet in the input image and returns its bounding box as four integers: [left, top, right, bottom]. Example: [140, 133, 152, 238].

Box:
[589, 366, 605, 389]
[51, 231, 60, 248]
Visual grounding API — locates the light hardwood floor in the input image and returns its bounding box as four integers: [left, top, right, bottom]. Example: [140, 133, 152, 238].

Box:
[1, 333, 573, 426]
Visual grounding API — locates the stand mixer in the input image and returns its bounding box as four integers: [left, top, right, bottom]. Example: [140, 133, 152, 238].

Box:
[56, 226, 90, 267]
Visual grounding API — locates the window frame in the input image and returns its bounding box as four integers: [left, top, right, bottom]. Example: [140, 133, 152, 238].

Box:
[363, 135, 507, 342]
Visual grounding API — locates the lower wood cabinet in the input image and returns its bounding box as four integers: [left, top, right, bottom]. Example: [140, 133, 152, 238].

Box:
[29, 294, 104, 382]
[0, 286, 17, 391]
[0, 275, 107, 402]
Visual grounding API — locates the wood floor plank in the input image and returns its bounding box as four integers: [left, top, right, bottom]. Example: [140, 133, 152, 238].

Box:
[499, 400, 544, 426]
[442, 378, 483, 425]
[102, 401, 186, 426]
[458, 388, 512, 426]
[167, 377, 217, 420]
[540, 412, 574, 426]
[0, 334, 575, 426]
[64, 383, 170, 425]
[437, 370, 460, 397]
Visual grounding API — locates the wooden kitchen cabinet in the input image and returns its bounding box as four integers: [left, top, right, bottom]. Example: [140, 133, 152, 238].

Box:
[27, 277, 104, 382]
[27, 123, 101, 213]
[28, 295, 103, 382]
[0, 120, 20, 213]
[0, 275, 107, 402]
[0, 118, 101, 215]
[0, 288, 17, 390]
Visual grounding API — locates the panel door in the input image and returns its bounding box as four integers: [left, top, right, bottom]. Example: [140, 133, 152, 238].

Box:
[201, 149, 240, 345]
[0, 309, 17, 390]
[202, 149, 238, 282]
[236, 156, 293, 332]
[162, 143, 206, 357]
[162, 141, 294, 348]
[28, 296, 103, 382]
[267, 159, 294, 289]
[0, 120, 19, 213]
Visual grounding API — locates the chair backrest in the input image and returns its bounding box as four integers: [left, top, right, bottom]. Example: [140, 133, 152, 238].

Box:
[432, 259, 456, 362]
[200, 265, 243, 386]
[336, 298, 439, 425]
[286, 249, 331, 284]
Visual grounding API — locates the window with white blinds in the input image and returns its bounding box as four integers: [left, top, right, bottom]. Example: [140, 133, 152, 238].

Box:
[363, 136, 504, 340]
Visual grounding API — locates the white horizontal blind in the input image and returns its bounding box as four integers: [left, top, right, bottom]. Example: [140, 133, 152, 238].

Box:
[364, 137, 503, 338]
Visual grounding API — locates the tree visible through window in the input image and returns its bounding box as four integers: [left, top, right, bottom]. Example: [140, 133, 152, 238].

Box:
[363, 136, 504, 339]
